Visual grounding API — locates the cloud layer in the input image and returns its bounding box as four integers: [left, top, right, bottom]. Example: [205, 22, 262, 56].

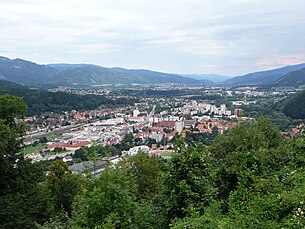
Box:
[1, 0, 305, 75]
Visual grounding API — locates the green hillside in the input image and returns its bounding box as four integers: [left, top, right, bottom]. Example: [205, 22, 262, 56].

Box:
[48, 65, 147, 85]
[281, 90, 305, 119]
[275, 68, 305, 87]
[226, 63, 305, 86]
[0, 56, 54, 84]
[0, 56, 200, 86]
[0, 79, 135, 115]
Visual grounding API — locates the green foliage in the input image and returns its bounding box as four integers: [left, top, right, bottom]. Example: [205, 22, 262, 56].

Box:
[170, 119, 305, 228]
[282, 90, 305, 119]
[47, 160, 71, 182]
[71, 167, 136, 228]
[0, 94, 33, 195]
[119, 152, 163, 199]
[36, 216, 69, 229]
[0, 95, 53, 228]
[161, 143, 217, 220]
[39, 136, 48, 143]
[70, 152, 167, 229]
[210, 118, 285, 203]
[2, 94, 305, 228]
[46, 160, 84, 216]
[73, 144, 121, 162]
[0, 94, 27, 126]
[243, 90, 305, 129]
[184, 131, 218, 146]
[170, 201, 225, 229]
[132, 199, 167, 229]
[242, 99, 294, 130]
[0, 182, 54, 229]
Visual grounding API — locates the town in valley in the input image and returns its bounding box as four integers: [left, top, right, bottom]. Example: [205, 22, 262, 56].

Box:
[23, 84, 304, 174]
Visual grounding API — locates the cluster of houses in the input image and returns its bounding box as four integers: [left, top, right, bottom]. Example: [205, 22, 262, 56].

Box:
[25, 105, 138, 134]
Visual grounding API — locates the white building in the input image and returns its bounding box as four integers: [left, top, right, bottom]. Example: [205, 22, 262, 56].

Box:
[133, 109, 140, 117]
[175, 121, 184, 133]
[220, 104, 226, 115]
[210, 105, 217, 113]
[128, 146, 150, 156]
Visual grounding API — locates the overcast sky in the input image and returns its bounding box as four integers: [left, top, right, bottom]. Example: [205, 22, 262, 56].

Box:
[1, 0, 305, 76]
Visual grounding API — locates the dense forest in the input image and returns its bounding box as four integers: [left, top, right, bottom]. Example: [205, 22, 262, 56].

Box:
[0, 80, 137, 115]
[281, 90, 305, 119]
[1, 94, 305, 228]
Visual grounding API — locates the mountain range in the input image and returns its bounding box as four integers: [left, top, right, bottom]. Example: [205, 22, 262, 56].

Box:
[274, 68, 305, 87]
[1, 56, 305, 87]
[225, 63, 305, 87]
[0, 57, 200, 86]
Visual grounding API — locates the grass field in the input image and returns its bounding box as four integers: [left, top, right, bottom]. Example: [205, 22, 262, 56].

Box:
[162, 152, 173, 156]
[161, 155, 172, 159]
[22, 144, 47, 154]
[161, 152, 174, 159]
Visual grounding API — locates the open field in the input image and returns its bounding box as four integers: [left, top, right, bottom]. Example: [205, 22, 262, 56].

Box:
[21, 144, 47, 154]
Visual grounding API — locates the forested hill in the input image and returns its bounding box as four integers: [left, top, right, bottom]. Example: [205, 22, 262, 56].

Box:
[275, 68, 305, 87]
[0, 79, 27, 90]
[0, 79, 135, 115]
[278, 89, 305, 119]
[225, 63, 305, 86]
[0, 56, 200, 86]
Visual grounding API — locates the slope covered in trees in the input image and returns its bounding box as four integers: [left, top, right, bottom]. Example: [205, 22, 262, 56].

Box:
[1, 95, 305, 228]
[281, 90, 305, 119]
[0, 56, 200, 86]
[275, 68, 305, 87]
[225, 63, 305, 86]
[0, 80, 136, 115]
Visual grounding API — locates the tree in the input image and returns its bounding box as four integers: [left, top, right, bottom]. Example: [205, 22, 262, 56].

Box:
[209, 117, 285, 203]
[39, 136, 48, 143]
[119, 152, 163, 199]
[71, 168, 136, 228]
[0, 94, 27, 129]
[47, 160, 84, 216]
[160, 142, 216, 220]
[0, 94, 32, 195]
[0, 94, 53, 228]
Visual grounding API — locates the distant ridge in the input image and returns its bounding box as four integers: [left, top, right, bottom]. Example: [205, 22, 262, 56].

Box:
[48, 65, 201, 85]
[225, 63, 305, 86]
[0, 56, 55, 85]
[1, 56, 305, 87]
[0, 56, 201, 86]
[274, 68, 305, 87]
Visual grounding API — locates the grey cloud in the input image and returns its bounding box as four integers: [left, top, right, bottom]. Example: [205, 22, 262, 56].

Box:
[0, 0, 305, 75]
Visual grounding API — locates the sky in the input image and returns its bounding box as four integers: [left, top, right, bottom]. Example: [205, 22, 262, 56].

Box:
[1, 0, 305, 76]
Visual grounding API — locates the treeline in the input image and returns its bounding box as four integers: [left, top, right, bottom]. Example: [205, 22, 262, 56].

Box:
[242, 89, 305, 129]
[1, 94, 305, 228]
[0, 82, 136, 115]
